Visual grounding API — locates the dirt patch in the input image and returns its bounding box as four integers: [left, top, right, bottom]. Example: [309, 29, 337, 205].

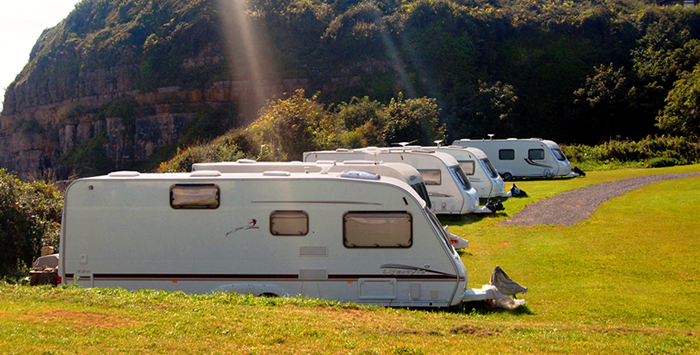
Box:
[13, 309, 138, 329]
[450, 324, 497, 336]
[499, 172, 700, 226]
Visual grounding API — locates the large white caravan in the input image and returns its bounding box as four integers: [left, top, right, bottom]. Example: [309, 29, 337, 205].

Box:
[417, 145, 507, 199]
[58, 169, 521, 308]
[451, 138, 578, 181]
[192, 160, 468, 249]
[302, 148, 488, 214]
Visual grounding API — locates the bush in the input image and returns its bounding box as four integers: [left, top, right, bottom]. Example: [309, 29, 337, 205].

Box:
[0, 170, 63, 278]
[646, 157, 677, 168]
[562, 136, 700, 165]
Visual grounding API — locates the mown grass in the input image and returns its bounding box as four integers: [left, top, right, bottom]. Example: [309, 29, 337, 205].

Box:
[1, 165, 699, 354]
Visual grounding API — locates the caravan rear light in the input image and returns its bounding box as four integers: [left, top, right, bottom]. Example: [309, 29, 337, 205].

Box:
[57, 275, 61, 285]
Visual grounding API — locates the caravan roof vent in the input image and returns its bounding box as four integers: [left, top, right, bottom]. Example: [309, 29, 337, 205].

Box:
[343, 160, 378, 165]
[531, 137, 542, 141]
[411, 149, 435, 154]
[108, 171, 140, 177]
[507, 138, 518, 140]
[190, 170, 221, 177]
[263, 171, 291, 177]
[335, 148, 350, 152]
[236, 159, 257, 164]
[340, 170, 381, 180]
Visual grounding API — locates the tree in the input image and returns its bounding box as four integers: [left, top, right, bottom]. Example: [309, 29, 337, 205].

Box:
[335, 96, 388, 147]
[657, 66, 700, 138]
[0, 170, 63, 278]
[382, 93, 446, 146]
[450, 81, 519, 140]
[247, 89, 342, 160]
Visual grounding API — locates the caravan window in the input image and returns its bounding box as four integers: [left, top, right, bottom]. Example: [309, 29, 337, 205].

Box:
[459, 161, 475, 175]
[499, 149, 515, 160]
[411, 183, 432, 209]
[418, 169, 441, 185]
[343, 212, 412, 248]
[270, 211, 309, 236]
[480, 159, 499, 179]
[528, 149, 545, 160]
[450, 166, 473, 190]
[551, 148, 567, 161]
[170, 184, 220, 209]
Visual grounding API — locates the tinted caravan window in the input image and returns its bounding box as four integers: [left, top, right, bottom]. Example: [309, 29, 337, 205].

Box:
[528, 149, 545, 160]
[418, 169, 441, 185]
[170, 184, 220, 209]
[343, 212, 412, 248]
[551, 148, 567, 161]
[270, 210, 309, 236]
[499, 149, 515, 160]
[459, 161, 475, 175]
[480, 159, 499, 179]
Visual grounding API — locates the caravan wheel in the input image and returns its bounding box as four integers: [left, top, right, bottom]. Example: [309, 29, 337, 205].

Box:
[502, 172, 513, 181]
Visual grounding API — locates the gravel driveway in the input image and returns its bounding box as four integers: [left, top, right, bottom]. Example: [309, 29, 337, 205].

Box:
[498, 172, 700, 226]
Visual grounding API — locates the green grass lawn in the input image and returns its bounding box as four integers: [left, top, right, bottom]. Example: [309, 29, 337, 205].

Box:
[1, 165, 699, 354]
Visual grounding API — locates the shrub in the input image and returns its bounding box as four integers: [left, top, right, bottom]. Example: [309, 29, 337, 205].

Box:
[0, 170, 63, 278]
[646, 157, 677, 168]
[561, 136, 700, 165]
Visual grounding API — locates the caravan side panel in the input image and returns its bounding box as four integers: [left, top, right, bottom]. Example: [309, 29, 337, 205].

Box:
[60, 175, 465, 307]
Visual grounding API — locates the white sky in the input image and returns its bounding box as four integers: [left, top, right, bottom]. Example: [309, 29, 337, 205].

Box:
[0, 0, 83, 112]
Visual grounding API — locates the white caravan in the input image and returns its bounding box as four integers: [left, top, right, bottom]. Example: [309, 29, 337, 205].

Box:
[302, 148, 488, 214]
[58, 169, 521, 308]
[192, 160, 468, 249]
[451, 138, 578, 181]
[193, 160, 432, 210]
[416, 145, 507, 199]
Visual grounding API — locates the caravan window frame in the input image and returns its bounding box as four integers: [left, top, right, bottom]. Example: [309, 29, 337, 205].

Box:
[499, 149, 515, 160]
[270, 210, 309, 236]
[170, 184, 220, 209]
[343, 211, 413, 248]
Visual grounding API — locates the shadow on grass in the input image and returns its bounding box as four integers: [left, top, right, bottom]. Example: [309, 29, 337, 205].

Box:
[460, 301, 534, 315]
[439, 211, 510, 227]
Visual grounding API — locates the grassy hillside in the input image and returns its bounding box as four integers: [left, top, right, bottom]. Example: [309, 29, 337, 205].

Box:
[2, 165, 699, 354]
[8, 0, 700, 146]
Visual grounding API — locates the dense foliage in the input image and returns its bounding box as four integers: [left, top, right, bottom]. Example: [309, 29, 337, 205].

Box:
[0, 170, 63, 278]
[5, 0, 700, 178]
[158, 89, 447, 171]
[562, 135, 700, 168]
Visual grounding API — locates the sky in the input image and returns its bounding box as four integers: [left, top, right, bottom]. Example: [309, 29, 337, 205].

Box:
[0, 0, 83, 112]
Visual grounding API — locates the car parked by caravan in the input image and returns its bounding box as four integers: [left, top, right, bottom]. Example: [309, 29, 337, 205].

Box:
[451, 137, 578, 181]
[302, 148, 491, 214]
[58, 169, 521, 308]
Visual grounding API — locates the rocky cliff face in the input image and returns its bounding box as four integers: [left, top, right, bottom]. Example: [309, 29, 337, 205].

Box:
[0, 54, 392, 180]
[0, 54, 279, 179]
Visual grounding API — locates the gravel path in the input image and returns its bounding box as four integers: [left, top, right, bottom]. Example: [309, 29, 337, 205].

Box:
[498, 172, 700, 226]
